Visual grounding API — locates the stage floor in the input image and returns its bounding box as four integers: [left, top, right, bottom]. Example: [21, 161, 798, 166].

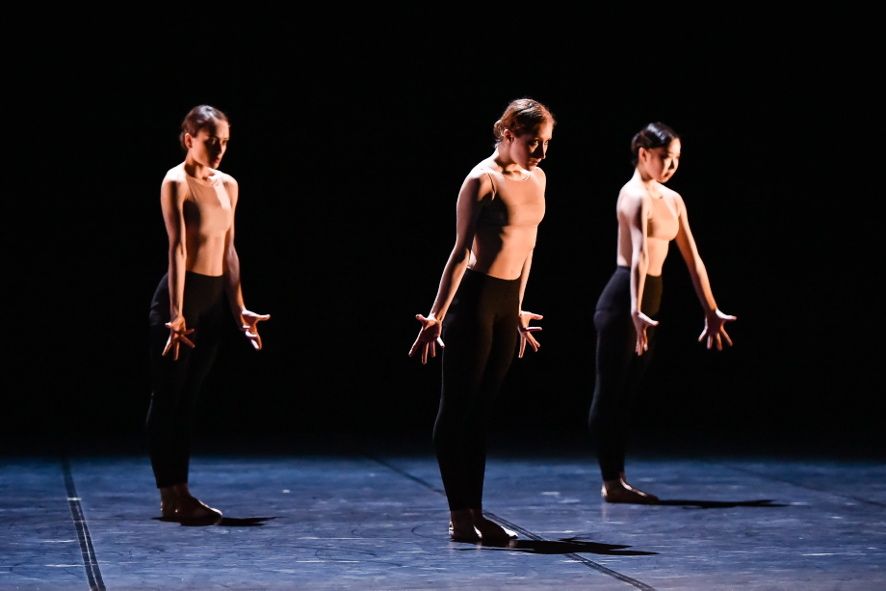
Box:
[2, 438, 884, 590]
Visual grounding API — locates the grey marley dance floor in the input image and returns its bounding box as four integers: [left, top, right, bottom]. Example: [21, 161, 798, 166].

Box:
[2, 439, 885, 590]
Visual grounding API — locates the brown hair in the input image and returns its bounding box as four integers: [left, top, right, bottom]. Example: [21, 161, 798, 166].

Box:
[179, 104, 229, 150]
[492, 98, 555, 143]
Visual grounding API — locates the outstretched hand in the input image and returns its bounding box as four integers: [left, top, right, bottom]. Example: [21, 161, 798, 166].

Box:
[632, 311, 660, 356]
[698, 308, 737, 351]
[518, 310, 543, 358]
[240, 309, 271, 351]
[409, 314, 444, 365]
[162, 317, 196, 361]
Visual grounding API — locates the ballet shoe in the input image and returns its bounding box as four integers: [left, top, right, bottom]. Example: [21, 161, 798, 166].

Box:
[601, 479, 659, 504]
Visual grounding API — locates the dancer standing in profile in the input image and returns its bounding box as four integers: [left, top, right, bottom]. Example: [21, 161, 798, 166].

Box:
[410, 98, 555, 543]
[589, 121, 736, 504]
[146, 104, 270, 522]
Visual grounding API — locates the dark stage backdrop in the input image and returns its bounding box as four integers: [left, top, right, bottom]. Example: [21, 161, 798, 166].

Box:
[5, 17, 880, 454]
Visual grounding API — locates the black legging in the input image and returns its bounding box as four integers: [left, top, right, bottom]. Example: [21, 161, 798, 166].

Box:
[433, 268, 520, 511]
[588, 266, 662, 481]
[146, 271, 225, 488]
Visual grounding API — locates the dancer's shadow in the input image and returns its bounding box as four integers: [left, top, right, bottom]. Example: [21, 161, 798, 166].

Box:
[656, 498, 786, 509]
[153, 516, 276, 527]
[468, 537, 656, 555]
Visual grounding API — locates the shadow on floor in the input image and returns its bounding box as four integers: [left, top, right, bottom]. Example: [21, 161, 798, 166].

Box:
[152, 516, 277, 527]
[656, 498, 786, 509]
[456, 537, 657, 555]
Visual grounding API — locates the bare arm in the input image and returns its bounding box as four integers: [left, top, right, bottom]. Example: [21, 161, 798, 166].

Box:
[429, 174, 487, 320]
[222, 176, 270, 350]
[673, 194, 736, 350]
[222, 176, 246, 318]
[518, 248, 533, 310]
[160, 178, 187, 322]
[619, 190, 659, 355]
[409, 172, 489, 364]
[622, 192, 650, 317]
[672, 195, 716, 312]
[516, 248, 543, 358]
[158, 177, 195, 360]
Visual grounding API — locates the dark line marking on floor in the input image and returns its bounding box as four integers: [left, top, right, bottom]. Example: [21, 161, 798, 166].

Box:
[61, 457, 106, 591]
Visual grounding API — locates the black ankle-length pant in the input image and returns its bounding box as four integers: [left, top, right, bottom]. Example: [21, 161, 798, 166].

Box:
[433, 268, 520, 511]
[588, 266, 662, 481]
[146, 271, 225, 488]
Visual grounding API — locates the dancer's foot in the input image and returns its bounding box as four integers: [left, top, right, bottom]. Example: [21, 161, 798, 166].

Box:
[601, 477, 659, 504]
[471, 512, 517, 545]
[159, 485, 179, 520]
[448, 521, 481, 543]
[175, 495, 223, 522]
[159, 484, 223, 522]
[160, 502, 177, 521]
[448, 510, 480, 542]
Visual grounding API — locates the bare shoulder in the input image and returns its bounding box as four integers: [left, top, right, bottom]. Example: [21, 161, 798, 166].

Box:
[616, 182, 648, 226]
[217, 170, 236, 184]
[661, 184, 682, 200]
[466, 157, 496, 180]
[218, 171, 238, 190]
[161, 164, 186, 200]
[661, 184, 686, 211]
[462, 160, 496, 199]
[529, 165, 547, 189]
[162, 163, 186, 185]
[217, 171, 239, 207]
[617, 182, 645, 208]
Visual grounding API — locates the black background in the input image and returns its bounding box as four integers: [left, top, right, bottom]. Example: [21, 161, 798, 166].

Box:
[5, 14, 881, 455]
